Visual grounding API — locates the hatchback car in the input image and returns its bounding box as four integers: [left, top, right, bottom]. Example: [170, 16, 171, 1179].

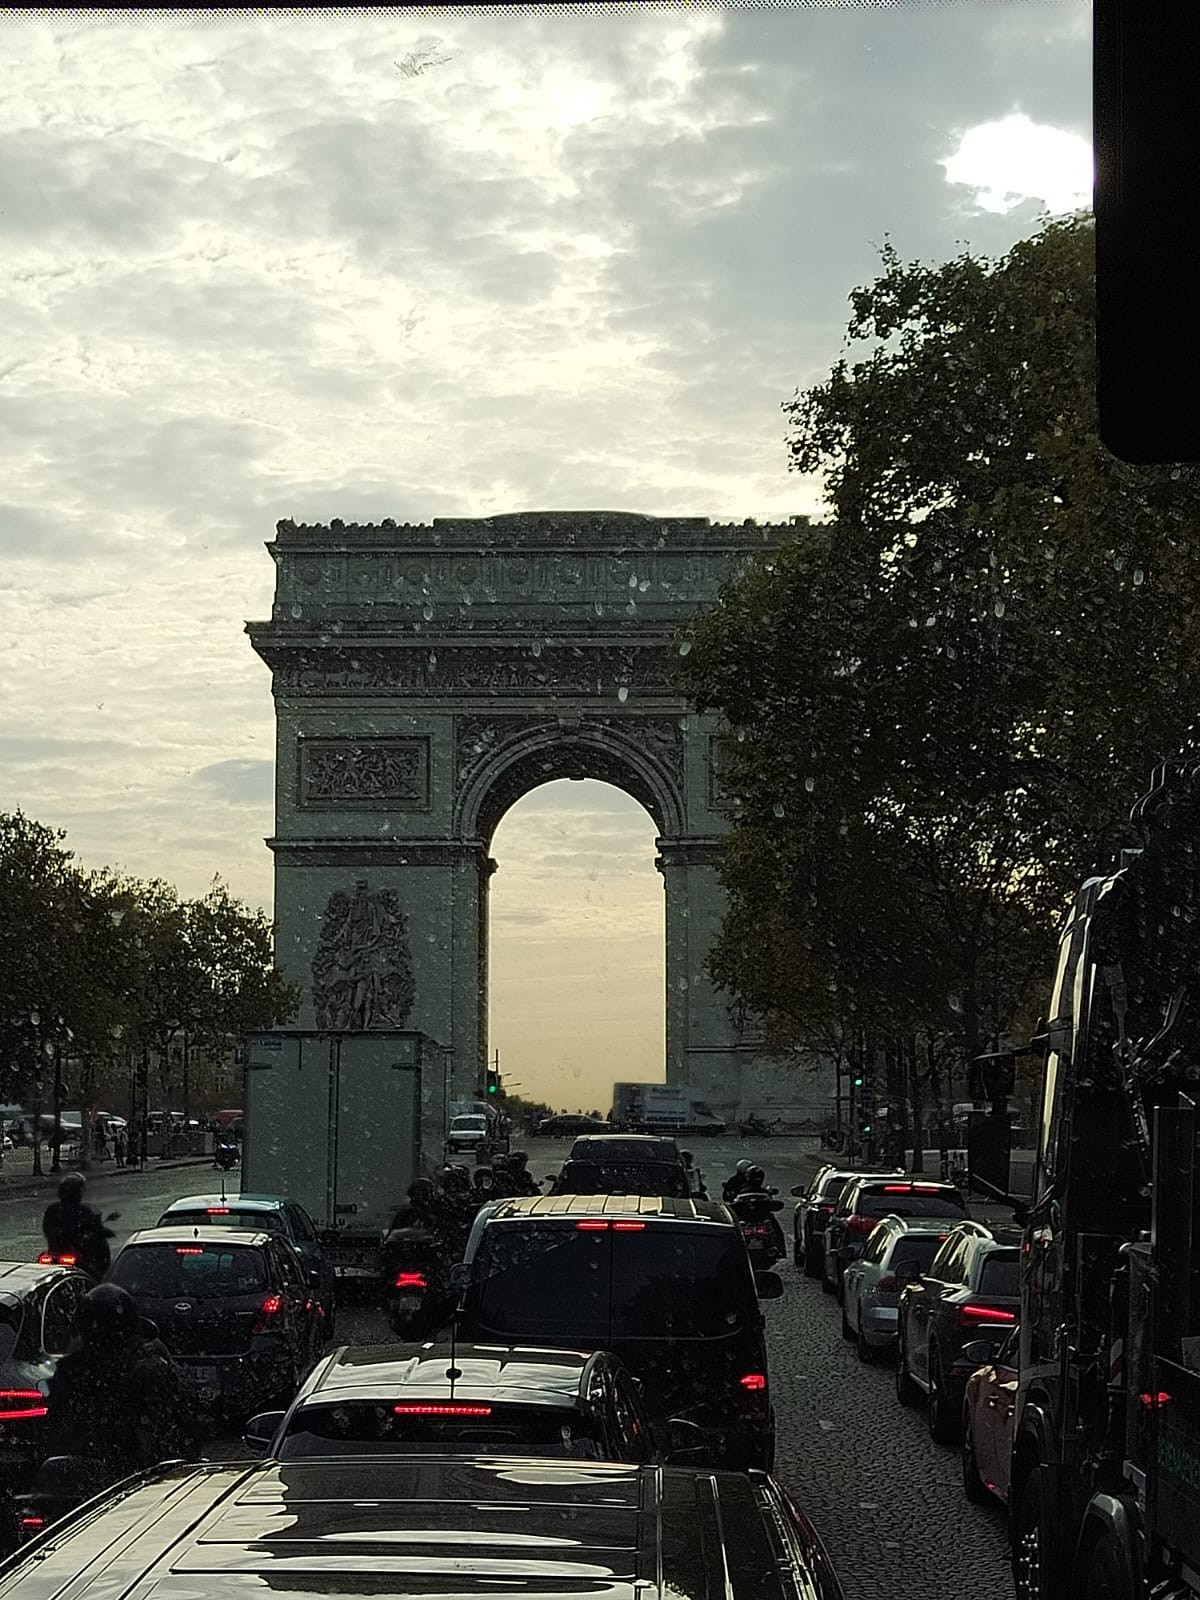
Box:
[567, 1134, 682, 1164]
[457, 1194, 781, 1470]
[895, 1221, 1020, 1442]
[822, 1178, 967, 1297]
[533, 1113, 609, 1136]
[242, 1342, 672, 1463]
[840, 1216, 957, 1361]
[156, 1193, 335, 1338]
[961, 1323, 1018, 1507]
[552, 1159, 691, 1197]
[0, 1262, 91, 1549]
[790, 1165, 905, 1274]
[0, 1456, 846, 1600]
[107, 1228, 322, 1418]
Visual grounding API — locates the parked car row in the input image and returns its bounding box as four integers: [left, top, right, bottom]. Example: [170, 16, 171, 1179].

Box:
[793, 1161, 1020, 1516]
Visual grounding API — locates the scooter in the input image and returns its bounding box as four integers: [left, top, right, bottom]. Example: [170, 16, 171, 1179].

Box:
[37, 1212, 120, 1279]
[213, 1138, 239, 1171]
[380, 1227, 455, 1339]
[730, 1188, 786, 1271]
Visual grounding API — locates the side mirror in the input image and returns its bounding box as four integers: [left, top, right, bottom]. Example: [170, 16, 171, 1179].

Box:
[448, 1262, 470, 1295]
[755, 1271, 784, 1300]
[790, 1185, 807, 1198]
[242, 1411, 286, 1455]
[960, 1339, 999, 1368]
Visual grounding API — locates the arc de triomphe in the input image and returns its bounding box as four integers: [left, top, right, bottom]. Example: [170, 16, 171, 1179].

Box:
[246, 511, 808, 1119]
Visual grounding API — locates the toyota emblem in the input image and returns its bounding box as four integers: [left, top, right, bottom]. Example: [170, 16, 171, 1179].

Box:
[174, 1301, 193, 1314]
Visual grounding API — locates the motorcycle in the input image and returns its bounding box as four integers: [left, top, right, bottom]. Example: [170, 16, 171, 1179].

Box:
[737, 1115, 783, 1138]
[213, 1138, 239, 1171]
[380, 1226, 455, 1339]
[730, 1187, 786, 1271]
[38, 1212, 120, 1279]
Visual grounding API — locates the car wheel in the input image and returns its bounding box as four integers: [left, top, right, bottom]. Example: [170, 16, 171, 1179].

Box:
[840, 1299, 855, 1340]
[821, 1255, 836, 1295]
[834, 1266, 845, 1306]
[323, 1300, 336, 1344]
[1012, 1465, 1060, 1600]
[894, 1330, 920, 1406]
[803, 1239, 823, 1278]
[793, 1234, 803, 1267]
[856, 1323, 879, 1364]
[961, 1412, 990, 1503]
[1078, 1530, 1138, 1600]
[927, 1347, 960, 1444]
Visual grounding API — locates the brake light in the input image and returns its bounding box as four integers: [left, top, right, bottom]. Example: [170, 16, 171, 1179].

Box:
[393, 1271, 427, 1289]
[882, 1186, 913, 1193]
[845, 1214, 876, 1237]
[613, 1221, 645, 1231]
[959, 1303, 1017, 1327]
[252, 1292, 285, 1333]
[0, 1389, 47, 1421]
[205, 1207, 231, 1215]
[394, 1403, 492, 1417]
[738, 1372, 769, 1417]
[1139, 1391, 1172, 1409]
[37, 1253, 76, 1266]
[739, 1373, 767, 1391]
[877, 1275, 899, 1293]
[576, 1221, 608, 1230]
[20, 1516, 45, 1530]
[744, 1225, 769, 1237]
[175, 1246, 204, 1255]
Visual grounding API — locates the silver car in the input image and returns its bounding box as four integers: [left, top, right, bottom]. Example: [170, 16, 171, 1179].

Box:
[840, 1215, 959, 1362]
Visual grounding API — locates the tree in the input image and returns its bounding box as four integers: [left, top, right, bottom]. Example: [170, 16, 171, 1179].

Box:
[682, 213, 1200, 1113]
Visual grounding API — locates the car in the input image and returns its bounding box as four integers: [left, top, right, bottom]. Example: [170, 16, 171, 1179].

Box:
[0, 1262, 92, 1550]
[446, 1112, 491, 1155]
[822, 1177, 967, 1298]
[155, 1193, 336, 1340]
[0, 1455, 846, 1600]
[840, 1216, 959, 1362]
[106, 1227, 322, 1419]
[961, 1322, 1018, 1507]
[790, 1164, 905, 1275]
[532, 1113, 609, 1136]
[566, 1133, 682, 1164]
[240, 1341, 681, 1464]
[551, 1159, 691, 1197]
[894, 1220, 1020, 1443]
[456, 1194, 782, 1471]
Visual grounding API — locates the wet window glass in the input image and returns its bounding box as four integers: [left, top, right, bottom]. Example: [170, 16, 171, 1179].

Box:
[610, 1232, 754, 1338]
[473, 1228, 610, 1342]
[978, 1255, 1021, 1298]
[108, 1245, 267, 1298]
[165, 1210, 284, 1234]
[886, 1236, 943, 1275]
[555, 1162, 690, 1197]
[279, 1402, 609, 1460]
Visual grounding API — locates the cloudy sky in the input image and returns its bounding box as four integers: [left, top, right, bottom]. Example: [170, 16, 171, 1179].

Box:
[1, 3, 1091, 1107]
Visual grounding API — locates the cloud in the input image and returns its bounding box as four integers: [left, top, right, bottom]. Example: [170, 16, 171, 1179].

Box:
[941, 113, 1092, 215]
[191, 757, 275, 806]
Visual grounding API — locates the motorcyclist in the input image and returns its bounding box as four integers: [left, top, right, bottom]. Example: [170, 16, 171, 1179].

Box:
[41, 1173, 114, 1281]
[721, 1159, 753, 1204]
[435, 1164, 477, 1257]
[490, 1153, 519, 1197]
[472, 1166, 498, 1204]
[730, 1166, 786, 1262]
[44, 1284, 200, 1486]
[506, 1150, 540, 1196]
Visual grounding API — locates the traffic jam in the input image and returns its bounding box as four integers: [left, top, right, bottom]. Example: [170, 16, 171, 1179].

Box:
[0, 1124, 1024, 1600]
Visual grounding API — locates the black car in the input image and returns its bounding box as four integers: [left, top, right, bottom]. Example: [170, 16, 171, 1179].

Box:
[790, 1164, 905, 1274]
[155, 1193, 336, 1340]
[895, 1220, 1020, 1443]
[106, 1228, 321, 1419]
[566, 1134, 682, 1164]
[457, 1194, 781, 1471]
[822, 1177, 967, 1297]
[532, 1114, 609, 1136]
[0, 1263, 91, 1548]
[552, 1160, 691, 1197]
[242, 1342, 672, 1463]
[0, 1457, 845, 1600]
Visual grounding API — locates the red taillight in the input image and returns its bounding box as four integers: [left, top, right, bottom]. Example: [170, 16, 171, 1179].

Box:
[0, 1388, 47, 1421]
[739, 1373, 767, 1391]
[958, 1303, 1017, 1327]
[206, 1207, 231, 1215]
[37, 1253, 76, 1266]
[393, 1271, 427, 1289]
[252, 1292, 285, 1333]
[744, 1225, 769, 1237]
[613, 1221, 645, 1231]
[175, 1247, 204, 1255]
[576, 1221, 608, 1230]
[845, 1214, 876, 1237]
[738, 1372, 769, 1416]
[1139, 1391, 1172, 1409]
[20, 1515, 45, 1528]
[876, 1275, 899, 1293]
[393, 1403, 492, 1417]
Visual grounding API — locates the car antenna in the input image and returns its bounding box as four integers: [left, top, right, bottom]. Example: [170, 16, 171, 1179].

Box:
[445, 1305, 462, 1399]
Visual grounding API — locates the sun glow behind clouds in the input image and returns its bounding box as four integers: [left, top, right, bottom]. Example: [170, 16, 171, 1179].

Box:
[942, 113, 1092, 215]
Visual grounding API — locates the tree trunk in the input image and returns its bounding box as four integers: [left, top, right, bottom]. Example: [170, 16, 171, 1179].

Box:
[908, 1044, 924, 1173]
[928, 1034, 949, 1179]
[182, 1031, 191, 1130]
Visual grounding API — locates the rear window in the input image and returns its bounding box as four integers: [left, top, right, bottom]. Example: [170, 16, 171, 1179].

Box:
[453, 1117, 487, 1130]
[572, 1139, 676, 1162]
[885, 1235, 944, 1274]
[859, 1188, 966, 1219]
[817, 1176, 849, 1204]
[165, 1209, 284, 1234]
[109, 1243, 268, 1298]
[557, 1162, 689, 1197]
[470, 1224, 753, 1342]
[279, 1400, 608, 1460]
[978, 1253, 1020, 1298]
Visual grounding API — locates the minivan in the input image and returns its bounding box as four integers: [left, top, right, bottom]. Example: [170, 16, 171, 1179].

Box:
[456, 1194, 780, 1470]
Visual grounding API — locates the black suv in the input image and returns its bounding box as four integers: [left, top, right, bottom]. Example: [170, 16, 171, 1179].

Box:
[107, 1228, 322, 1419]
[457, 1195, 781, 1470]
[895, 1220, 1020, 1442]
[551, 1134, 690, 1197]
[822, 1178, 967, 1297]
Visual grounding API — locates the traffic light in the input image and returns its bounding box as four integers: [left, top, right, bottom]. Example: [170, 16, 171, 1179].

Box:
[486, 1069, 500, 1096]
[852, 1073, 864, 1088]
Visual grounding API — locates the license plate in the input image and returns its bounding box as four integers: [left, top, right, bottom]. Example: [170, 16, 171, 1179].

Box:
[392, 1295, 424, 1314]
[189, 1365, 218, 1386]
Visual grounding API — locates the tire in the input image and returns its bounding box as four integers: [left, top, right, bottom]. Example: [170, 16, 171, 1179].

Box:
[928, 1347, 961, 1444]
[961, 1412, 990, 1503]
[841, 1300, 855, 1341]
[1079, 1530, 1138, 1600]
[804, 1239, 823, 1279]
[835, 1267, 845, 1306]
[821, 1254, 837, 1295]
[856, 1323, 880, 1364]
[895, 1330, 921, 1406]
[1011, 1465, 1061, 1600]
[793, 1234, 803, 1268]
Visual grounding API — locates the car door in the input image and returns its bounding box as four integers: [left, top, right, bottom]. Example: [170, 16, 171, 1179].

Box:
[844, 1225, 883, 1333]
[285, 1204, 329, 1307]
[270, 1241, 312, 1368]
[908, 1236, 960, 1383]
[988, 1327, 1019, 1503]
[824, 1182, 859, 1275]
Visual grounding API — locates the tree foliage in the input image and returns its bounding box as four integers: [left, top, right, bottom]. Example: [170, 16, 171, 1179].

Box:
[683, 214, 1200, 1091]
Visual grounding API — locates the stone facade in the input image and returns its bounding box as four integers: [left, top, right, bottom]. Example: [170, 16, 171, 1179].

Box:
[247, 511, 832, 1121]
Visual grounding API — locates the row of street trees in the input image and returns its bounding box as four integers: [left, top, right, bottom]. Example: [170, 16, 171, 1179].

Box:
[682, 213, 1200, 1155]
[0, 810, 298, 1170]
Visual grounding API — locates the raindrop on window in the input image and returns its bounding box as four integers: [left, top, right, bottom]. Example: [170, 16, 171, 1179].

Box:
[804, 776, 815, 792]
[993, 598, 1006, 618]
[422, 603, 434, 621]
[678, 640, 692, 656]
[290, 603, 303, 619]
[617, 686, 629, 703]
[772, 802, 785, 818]
[531, 640, 543, 657]
[1133, 567, 1145, 587]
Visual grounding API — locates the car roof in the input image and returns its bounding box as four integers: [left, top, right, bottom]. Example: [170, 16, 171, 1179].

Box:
[162, 1195, 287, 1214]
[0, 1459, 837, 1600]
[123, 1227, 276, 1249]
[297, 1343, 602, 1408]
[572, 1134, 678, 1147]
[851, 1177, 961, 1193]
[477, 1194, 732, 1224]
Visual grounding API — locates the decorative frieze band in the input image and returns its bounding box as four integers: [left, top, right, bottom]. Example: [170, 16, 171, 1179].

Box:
[298, 737, 431, 810]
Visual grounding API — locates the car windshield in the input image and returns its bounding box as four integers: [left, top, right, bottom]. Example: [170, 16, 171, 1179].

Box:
[166, 1209, 285, 1234]
[979, 1254, 1021, 1298]
[471, 1224, 754, 1342]
[859, 1191, 967, 1219]
[278, 1401, 609, 1460]
[109, 1244, 268, 1298]
[454, 1117, 487, 1130]
[556, 1162, 689, 1197]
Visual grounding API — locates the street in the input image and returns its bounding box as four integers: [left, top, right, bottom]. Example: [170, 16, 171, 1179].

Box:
[0, 1136, 1010, 1600]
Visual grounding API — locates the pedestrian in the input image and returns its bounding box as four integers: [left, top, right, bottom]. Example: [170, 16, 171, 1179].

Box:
[114, 1125, 127, 1168]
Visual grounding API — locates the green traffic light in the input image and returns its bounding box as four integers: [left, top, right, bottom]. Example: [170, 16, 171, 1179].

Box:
[852, 1075, 864, 1088]
[487, 1082, 498, 1093]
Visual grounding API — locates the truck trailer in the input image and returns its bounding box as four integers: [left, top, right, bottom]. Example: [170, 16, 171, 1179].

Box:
[610, 1082, 726, 1136]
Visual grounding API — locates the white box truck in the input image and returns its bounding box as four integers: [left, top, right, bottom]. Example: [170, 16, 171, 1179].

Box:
[611, 1082, 726, 1136]
[241, 1030, 443, 1283]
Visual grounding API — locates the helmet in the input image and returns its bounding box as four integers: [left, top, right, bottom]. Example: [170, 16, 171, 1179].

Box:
[58, 1172, 86, 1201]
[408, 1179, 434, 1205]
[80, 1283, 138, 1343]
[445, 1166, 471, 1191]
[735, 1159, 752, 1175]
[680, 1150, 693, 1165]
[473, 1167, 495, 1190]
[745, 1164, 766, 1187]
[509, 1151, 528, 1169]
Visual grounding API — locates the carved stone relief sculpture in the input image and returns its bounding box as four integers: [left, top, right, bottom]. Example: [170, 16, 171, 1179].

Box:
[311, 879, 417, 1030]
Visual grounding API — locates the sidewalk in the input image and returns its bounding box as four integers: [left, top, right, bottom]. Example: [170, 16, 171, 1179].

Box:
[0, 1153, 215, 1201]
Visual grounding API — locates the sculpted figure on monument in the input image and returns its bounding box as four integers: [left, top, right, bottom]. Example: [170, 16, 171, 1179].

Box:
[312, 879, 416, 1030]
